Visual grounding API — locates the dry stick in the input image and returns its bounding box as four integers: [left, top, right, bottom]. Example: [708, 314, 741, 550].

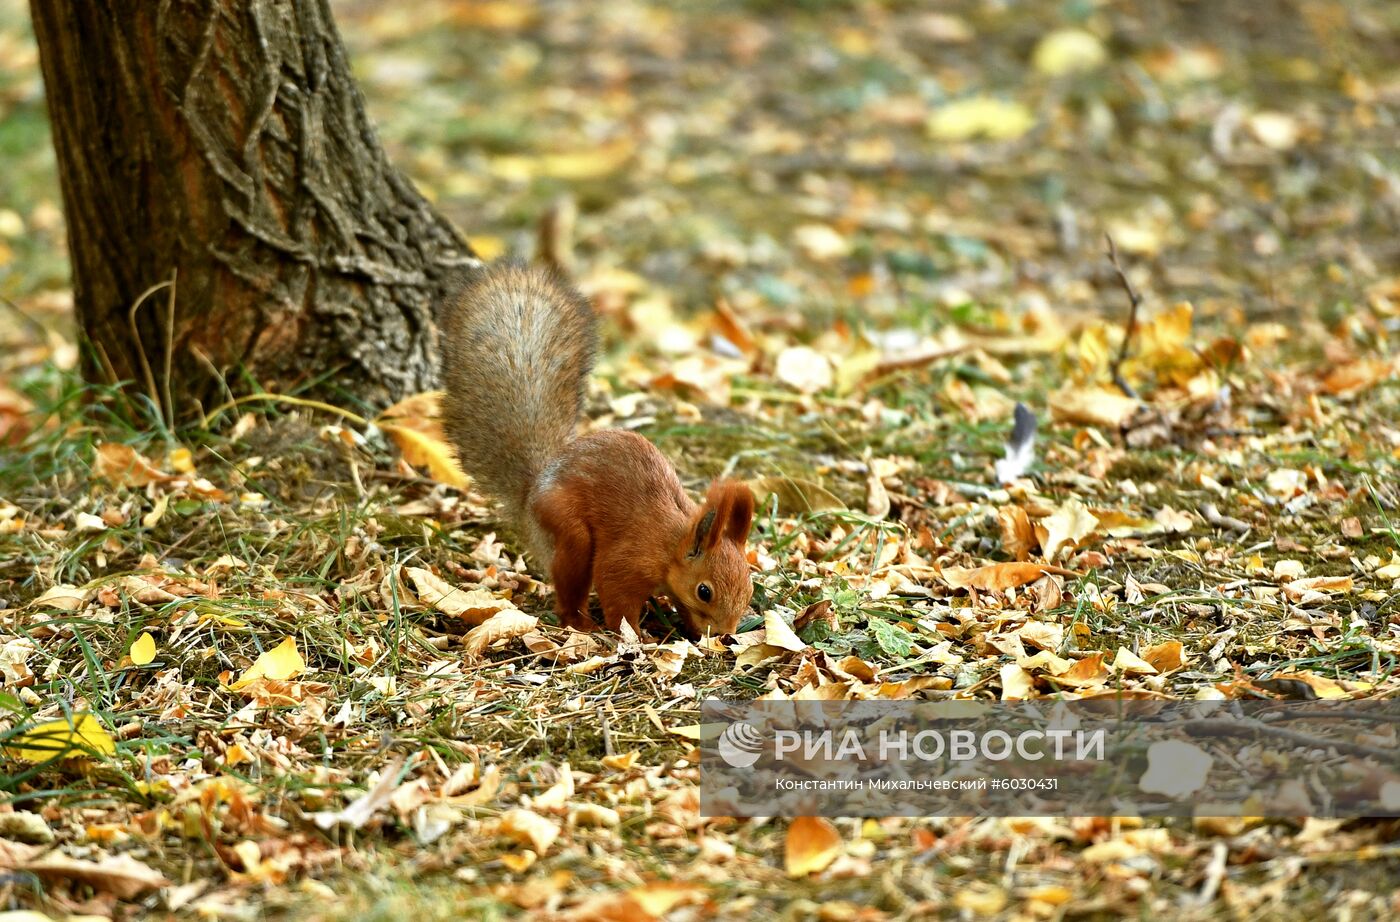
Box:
[1104, 234, 1142, 399]
[126, 279, 174, 427]
[161, 269, 177, 429]
[1183, 717, 1396, 761]
[596, 703, 615, 758]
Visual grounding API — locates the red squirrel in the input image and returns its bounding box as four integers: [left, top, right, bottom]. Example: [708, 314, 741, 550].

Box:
[439, 261, 755, 636]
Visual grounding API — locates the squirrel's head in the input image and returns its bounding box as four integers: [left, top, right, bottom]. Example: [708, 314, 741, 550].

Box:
[665, 480, 755, 638]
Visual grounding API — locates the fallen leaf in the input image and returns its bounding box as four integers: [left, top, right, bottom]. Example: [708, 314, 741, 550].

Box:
[999, 663, 1035, 700]
[792, 224, 850, 262]
[4, 713, 115, 763]
[230, 637, 306, 690]
[498, 808, 560, 854]
[1248, 111, 1300, 150]
[405, 567, 519, 625]
[775, 346, 834, 394]
[941, 562, 1079, 592]
[92, 443, 172, 487]
[762, 610, 808, 653]
[928, 96, 1034, 141]
[1141, 641, 1186, 674]
[375, 391, 469, 489]
[463, 610, 540, 658]
[15, 852, 169, 900]
[1033, 28, 1106, 76]
[953, 883, 1009, 916]
[784, 816, 842, 877]
[1110, 648, 1158, 675]
[1048, 385, 1139, 428]
[313, 758, 405, 830]
[998, 506, 1038, 560]
[1139, 740, 1213, 797]
[1040, 499, 1099, 562]
[129, 632, 156, 666]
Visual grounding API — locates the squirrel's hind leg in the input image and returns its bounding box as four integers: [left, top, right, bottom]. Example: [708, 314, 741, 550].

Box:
[546, 518, 596, 631]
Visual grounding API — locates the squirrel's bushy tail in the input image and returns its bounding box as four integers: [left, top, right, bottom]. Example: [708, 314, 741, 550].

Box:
[439, 262, 597, 560]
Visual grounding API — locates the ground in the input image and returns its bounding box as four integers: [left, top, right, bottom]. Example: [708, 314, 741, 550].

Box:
[1, 0, 1400, 919]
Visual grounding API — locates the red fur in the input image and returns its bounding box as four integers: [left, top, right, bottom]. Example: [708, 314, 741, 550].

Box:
[530, 430, 755, 635]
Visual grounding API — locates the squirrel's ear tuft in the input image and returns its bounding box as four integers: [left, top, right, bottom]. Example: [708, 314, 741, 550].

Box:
[689, 508, 716, 558]
[704, 481, 755, 547]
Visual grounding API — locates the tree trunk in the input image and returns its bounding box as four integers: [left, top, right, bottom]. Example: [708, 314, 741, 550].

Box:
[29, 0, 476, 417]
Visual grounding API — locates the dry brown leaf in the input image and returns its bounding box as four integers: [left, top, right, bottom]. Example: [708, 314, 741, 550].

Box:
[313, 758, 406, 830]
[92, 442, 172, 487]
[405, 567, 518, 625]
[762, 609, 808, 652]
[463, 610, 540, 658]
[998, 506, 1038, 561]
[941, 562, 1080, 592]
[16, 852, 169, 900]
[497, 808, 560, 854]
[784, 816, 842, 877]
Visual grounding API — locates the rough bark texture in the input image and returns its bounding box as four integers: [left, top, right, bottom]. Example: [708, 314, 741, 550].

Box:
[30, 0, 476, 415]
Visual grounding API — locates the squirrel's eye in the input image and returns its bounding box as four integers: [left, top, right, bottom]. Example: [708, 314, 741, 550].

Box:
[697, 583, 713, 603]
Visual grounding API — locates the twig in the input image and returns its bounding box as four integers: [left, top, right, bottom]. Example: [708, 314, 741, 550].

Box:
[161, 269, 178, 430]
[1105, 234, 1142, 399]
[596, 703, 615, 758]
[1183, 717, 1396, 761]
[1201, 503, 1251, 534]
[126, 279, 174, 427]
[203, 393, 369, 428]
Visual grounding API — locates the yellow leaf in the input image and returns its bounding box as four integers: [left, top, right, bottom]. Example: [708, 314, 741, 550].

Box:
[1138, 740, 1212, 797]
[1111, 647, 1158, 675]
[5, 713, 115, 762]
[999, 663, 1035, 700]
[630, 882, 708, 916]
[954, 884, 1009, 916]
[785, 816, 842, 877]
[1033, 29, 1106, 76]
[375, 391, 469, 489]
[129, 632, 156, 666]
[230, 637, 306, 690]
[466, 235, 505, 261]
[1048, 385, 1139, 428]
[774, 346, 835, 393]
[928, 96, 1034, 142]
[1040, 499, 1099, 562]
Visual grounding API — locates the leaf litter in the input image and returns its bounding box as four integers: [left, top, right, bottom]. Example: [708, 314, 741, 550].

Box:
[1, 0, 1400, 918]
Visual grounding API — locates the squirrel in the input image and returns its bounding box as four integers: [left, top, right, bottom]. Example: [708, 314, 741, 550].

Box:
[439, 261, 755, 637]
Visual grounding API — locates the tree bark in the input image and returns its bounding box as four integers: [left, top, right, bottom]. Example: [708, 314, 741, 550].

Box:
[29, 0, 476, 417]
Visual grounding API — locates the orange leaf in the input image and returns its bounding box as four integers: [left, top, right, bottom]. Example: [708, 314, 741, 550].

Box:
[785, 816, 842, 877]
[92, 443, 172, 487]
[941, 562, 1080, 592]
